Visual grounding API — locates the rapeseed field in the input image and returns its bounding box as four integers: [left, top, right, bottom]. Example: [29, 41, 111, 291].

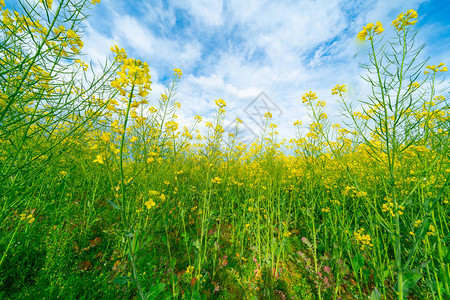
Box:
[0, 1, 448, 299]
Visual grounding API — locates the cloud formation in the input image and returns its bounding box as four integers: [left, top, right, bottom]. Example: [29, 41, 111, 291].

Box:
[81, 0, 449, 141]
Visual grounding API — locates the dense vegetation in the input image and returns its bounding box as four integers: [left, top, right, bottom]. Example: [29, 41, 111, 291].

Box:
[0, 1, 448, 299]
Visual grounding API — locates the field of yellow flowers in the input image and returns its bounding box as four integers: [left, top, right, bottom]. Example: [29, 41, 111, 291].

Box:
[0, 1, 449, 299]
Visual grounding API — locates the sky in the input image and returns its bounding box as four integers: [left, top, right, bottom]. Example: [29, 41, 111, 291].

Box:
[8, 0, 450, 144]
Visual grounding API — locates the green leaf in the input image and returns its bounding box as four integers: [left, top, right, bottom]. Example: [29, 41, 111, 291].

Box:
[362, 267, 371, 284]
[107, 199, 122, 211]
[145, 283, 165, 300]
[113, 276, 133, 285]
[191, 290, 201, 300]
[193, 239, 201, 250]
[395, 270, 422, 296]
[369, 287, 382, 300]
[382, 268, 389, 281]
[351, 253, 364, 274]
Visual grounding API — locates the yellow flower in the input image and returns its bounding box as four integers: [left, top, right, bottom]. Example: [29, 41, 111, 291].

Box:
[66, 29, 79, 40]
[0, 0, 5, 8]
[425, 65, 439, 74]
[301, 91, 318, 104]
[409, 82, 420, 89]
[215, 99, 226, 108]
[75, 59, 89, 71]
[174, 68, 182, 78]
[93, 154, 104, 164]
[331, 84, 346, 95]
[374, 21, 384, 34]
[427, 225, 436, 236]
[165, 121, 178, 132]
[264, 112, 272, 119]
[316, 101, 326, 107]
[356, 29, 368, 40]
[148, 190, 159, 196]
[138, 89, 149, 97]
[0, 92, 7, 107]
[319, 113, 328, 120]
[144, 199, 156, 209]
[283, 231, 292, 238]
[101, 132, 111, 143]
[211, 176, 222, 184]
[354, 228, 373, 250]
[130, 136, 138, 143]
[91, 0, 100, 4]
[186, 265, 194, 274]
[357, 21, 384, 40]
[40, 0, 53, 10]
[392, 9, 418, 31]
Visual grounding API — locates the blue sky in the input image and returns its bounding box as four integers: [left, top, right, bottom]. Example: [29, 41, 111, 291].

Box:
[8, 0, 450, 142]
[85, 0, 450, 142]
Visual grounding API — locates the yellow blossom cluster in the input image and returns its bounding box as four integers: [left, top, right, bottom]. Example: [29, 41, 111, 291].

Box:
[343, 186, 367, 198]
[408, 82, 420, 90]
[211, 176, 222, 184]
[331, 84, 346, 95]
[301, 91, 318, 104]
[215, 99, 226, 108]
[354, 228, 373, 250]
[357, 21, 384, 40]
[20, 213, 35, 224]
[424, 63, 447, 74]
[52, 25, 84, 56]
[165, 121, 179, 132]
[427, 225, 436, 236]
[144, 199, 156, 209]
[381, 198, 405, 217]
[110, 46, 152, 101]
[39, 0, 53, 10]
[392, 9, 418, 31]
[75, 59, 89, 71]
[173, 68, 182, 78]
[0, 92, 7, 107]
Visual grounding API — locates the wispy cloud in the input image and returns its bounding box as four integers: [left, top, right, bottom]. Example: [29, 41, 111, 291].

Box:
[81, 0, 448, 141]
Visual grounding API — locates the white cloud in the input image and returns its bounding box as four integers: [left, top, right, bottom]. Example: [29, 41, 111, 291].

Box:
[174, 0, 224, 27]
[81, 0, 446, 142]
